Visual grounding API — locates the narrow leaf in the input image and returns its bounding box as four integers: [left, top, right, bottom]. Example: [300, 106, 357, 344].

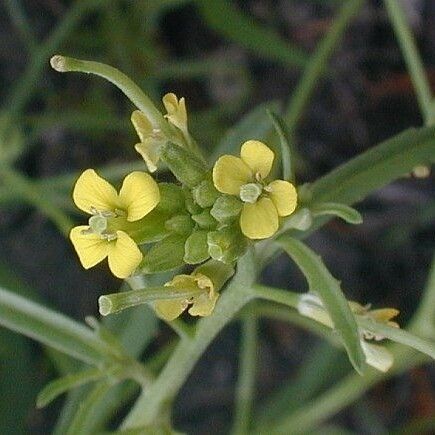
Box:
[358, 318, 435, 360]
[311, 202, 362, 224]
[277, 237, 366, 373]
[267, 110, 295, 183]
[0, 286, 111, 366]
[37, 368, 103, 408]
[196, 0, 307, 69]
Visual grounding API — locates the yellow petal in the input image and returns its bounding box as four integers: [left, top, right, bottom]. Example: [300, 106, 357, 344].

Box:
[361, 341, 394, 372]
[240, 197, 279, 239]
[131, 110, 153, 142]
[162, 93, 187, 130]
[72, 169, 119, 214]
[154, 299, 188, 321]
[266, 180, 298, 217]
[240, 140, 274, 179]
[370, 308, 400, 323]
[69, 225, 109, 269]
[118, 172, 160, 222]
[107, 231, 143, 279]
[212, 155, 252, 195]
[189, 291, 218, 317]
[134, 140, 160, 173]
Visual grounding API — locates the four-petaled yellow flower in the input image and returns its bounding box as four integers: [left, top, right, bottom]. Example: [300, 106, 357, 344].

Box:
[212, 140, 297, 239]
[154, 273, 218, 321]
[70, 169, 160, 279]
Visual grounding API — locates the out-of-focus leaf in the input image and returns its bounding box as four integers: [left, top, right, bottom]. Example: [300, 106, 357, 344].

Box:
[310, 202, 363, 225]
[278, 237, 366, 374]
[196, 0, 307, 69]
[37, 368, 104, 408]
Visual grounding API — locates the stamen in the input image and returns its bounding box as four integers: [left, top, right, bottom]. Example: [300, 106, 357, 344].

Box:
[240, 183, 262, 203]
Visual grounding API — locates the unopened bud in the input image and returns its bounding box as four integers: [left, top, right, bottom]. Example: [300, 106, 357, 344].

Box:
[192, 179, 220, 208]
[165, 214, 194, 234]
[207, 224, 247, 264]
[184, 230, 210, 264]
[192, 209, 217, 229]
[210, 195, 243, 223]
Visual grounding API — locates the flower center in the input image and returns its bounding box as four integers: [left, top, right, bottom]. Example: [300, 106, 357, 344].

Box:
[82, 207, 127, 240]
[239, 183, 262, 203]
[89, 215, 108, 234]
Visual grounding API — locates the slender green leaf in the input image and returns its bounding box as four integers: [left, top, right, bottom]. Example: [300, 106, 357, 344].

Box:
[0, 286, 111, 366]
[277, 237, 366, 373]
[267, 110, 295, 183]
[358, 318, 435, 360]
[37, 368, 104, 408]
[196, 0, 307, 69]
[311, 202, 362, 224]
[310, 126, 435, 206]
[211, 100, 280, 161]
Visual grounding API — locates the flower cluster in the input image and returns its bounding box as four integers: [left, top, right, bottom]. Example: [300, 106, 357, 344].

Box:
[70, 93, 298, 318]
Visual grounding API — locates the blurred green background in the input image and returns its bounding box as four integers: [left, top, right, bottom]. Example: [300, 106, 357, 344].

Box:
[0, 0, 434, 433]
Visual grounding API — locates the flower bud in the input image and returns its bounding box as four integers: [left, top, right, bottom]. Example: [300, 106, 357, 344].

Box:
[183, 187, 202, 215]
[184, 230, 210, 264]
[156, 183, 185, 214]
[141, 234, 186, 273]
[192, 179, 220, 208]
[165, 214, 194, 235]
[160, 142, 207, 187]
[207, 224, 248, 264]
[192, 209, 217, 229]
[210, 195, 243, 223]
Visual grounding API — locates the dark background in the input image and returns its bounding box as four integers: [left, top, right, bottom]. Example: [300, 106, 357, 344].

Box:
[0, 0, 434, 433]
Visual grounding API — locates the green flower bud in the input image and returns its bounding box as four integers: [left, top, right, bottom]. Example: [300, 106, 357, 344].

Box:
[184, 230, 210, 264]
[210, 195, 243, 223]
[183, 187, 202, 215]
[160, 142, 207, 187]
[192, 209, 217, 229]
[207, 224, 248, 264]
[125, 209, 171, 244]
[141, 234, 186, 273]
[165, 214, 194, 234]
[156, 183, 185, 214]
[192, 179, 220, 208]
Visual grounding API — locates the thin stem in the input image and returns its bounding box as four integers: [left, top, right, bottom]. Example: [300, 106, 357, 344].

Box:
[0, 165, 72, 235]
[384, 0, 434, 125]
[231, 316, 258, 435]
[6, 0, 107, 116]
[98, 287, 198, 315]
[50, 55, 172, 138]
[284, 0, 364, 132]
[251, 284, 300, 310]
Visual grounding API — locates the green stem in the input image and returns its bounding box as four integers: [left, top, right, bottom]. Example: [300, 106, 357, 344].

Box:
[50, 55, 172, 138]
[121, 280, 254, 428]
[231, 316, 258, 435]
[384, 0, 434, 125]
[284, 0, 364, 131]
[252, 284, 300, 309]
[6, 0, 107, 116]
[0, 165, 72, 235]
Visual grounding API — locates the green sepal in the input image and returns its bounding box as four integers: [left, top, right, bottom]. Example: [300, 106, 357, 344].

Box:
[192, 179, 220, 208]
[125, 209, 171, 244]
[192, 209, 217, 229]
[160, 142, 207, 187]
[183, 187, 202, 215]
[141, 234, 187, 273]
[156, 183, 185, 214]
[194, 260, 235, 291]
[281, 208, 313, 232]
[184, 230, 210, 265]
[165, 214, 194, 235]
[207, 224, 248, 264]
[210, 195, 243, 223]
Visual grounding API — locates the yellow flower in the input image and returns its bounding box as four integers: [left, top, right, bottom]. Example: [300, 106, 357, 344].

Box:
[212, 140, 297, 239]
[131, 110, 165, 173]
[154, 273, 218, 321]
[162, 92, 188, 133]
[70, 169, 160, 278]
